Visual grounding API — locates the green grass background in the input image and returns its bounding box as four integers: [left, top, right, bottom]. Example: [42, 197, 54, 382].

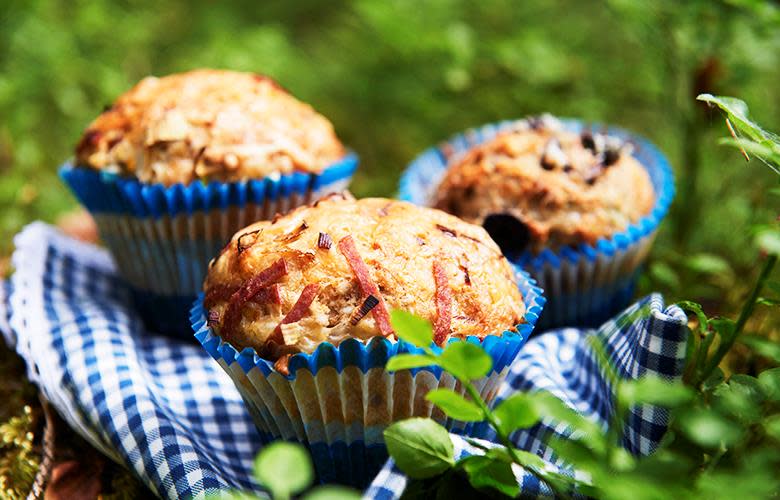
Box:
[1, 0, 779, 308]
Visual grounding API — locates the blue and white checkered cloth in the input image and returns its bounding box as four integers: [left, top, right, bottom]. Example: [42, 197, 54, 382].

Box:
[0, 223, 689, 499]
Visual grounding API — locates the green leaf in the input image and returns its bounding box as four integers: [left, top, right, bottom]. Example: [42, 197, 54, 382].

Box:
[702, 368, 725, 392]
[500, 445, 584, 494]
[463, 437, 491, 452]
[758, 367, 780, 401]
[756, 229, 780, 256]
[302, 486, 361, 500]
[756, 297, 780, 307]
[677, 409, 743, 448]
[384, 418, 455, 479]
[437, 342, 492, 381]
[548, 436, 603, 476]
[697, 94, 773, 144]
[740, 335, 780, 363]
[386, 353, 438, 372]
[649, 261, 680, 289]
[528, 392, 605, 452]
[764, 415, 780, 440]
[713, 376, 765, 424]
[254, 442, 313, 499]
[684, 253, 732, 275]
[677, 300, 711, 380]
[609, 447, 637, 472]
[614, 304, 653, 332]
[425, 389, 484, 422]
[390, 310, 433, 348]
[709, 318, 736, 342]
[729, 374, 767, 396]
[717, 138, 780, 174]
[460, 455, 520, 497]
[493, 394, 541, 435]
[586, 336, 619, 386]
[214, 492, 264, 500]
[697, 94, 780, 175]
[696, 468, 780, 500]
[498, 448, 546, 470]
[618, 377, 694, 409]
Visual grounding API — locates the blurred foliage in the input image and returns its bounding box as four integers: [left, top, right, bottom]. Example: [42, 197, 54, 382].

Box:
[0, 345, 39, 498]
[0, 407, 38, 500]
[1, 0, 779, 302]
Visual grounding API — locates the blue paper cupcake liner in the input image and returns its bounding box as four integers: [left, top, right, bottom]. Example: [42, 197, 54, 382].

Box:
[399, 119, 674, 329]
[60, 154, 358, 337]
[192, 265, 545, 488]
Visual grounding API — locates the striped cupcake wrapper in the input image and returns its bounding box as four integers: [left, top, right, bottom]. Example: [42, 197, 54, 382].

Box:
[192, 265, 545, 488]
[60, 154, 358, 337]
[399, 119, 674, 329]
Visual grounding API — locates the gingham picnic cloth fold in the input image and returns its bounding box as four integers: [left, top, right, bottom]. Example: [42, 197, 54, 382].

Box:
[0, 223, 689, 499]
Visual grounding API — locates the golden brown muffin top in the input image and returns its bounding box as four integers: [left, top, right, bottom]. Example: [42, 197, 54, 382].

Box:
[203, 194, 526, 363]
[433, 116, 655, 255]
[75, 69, 346, 186]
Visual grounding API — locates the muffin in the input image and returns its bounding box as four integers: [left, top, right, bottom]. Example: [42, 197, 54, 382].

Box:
[399, 115, 674, 329]
[192, 194, 545, 486]
[74, 69, 345, 186]
[60, 69, 358, 336]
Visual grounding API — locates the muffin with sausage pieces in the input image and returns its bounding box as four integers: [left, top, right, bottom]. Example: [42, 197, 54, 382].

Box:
[400, 115, 674, 328]
[60, 69, 358, 336]
[192, 194, 545, 486]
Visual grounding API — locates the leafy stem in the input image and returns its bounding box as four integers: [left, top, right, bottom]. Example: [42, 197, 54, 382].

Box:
[461, 381, 572, 498]
[385, 311, 585, 497]
[700, 254, 777, 381]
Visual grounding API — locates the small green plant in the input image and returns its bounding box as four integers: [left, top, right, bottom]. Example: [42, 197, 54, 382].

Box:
[218, 442, 359, 500]
[386, 308, 780, 499]
[384, 311, 701, 499]
[383, 96, 780, 499]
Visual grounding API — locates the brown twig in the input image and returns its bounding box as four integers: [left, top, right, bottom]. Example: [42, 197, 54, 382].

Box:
[27, 395, 56, 500]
